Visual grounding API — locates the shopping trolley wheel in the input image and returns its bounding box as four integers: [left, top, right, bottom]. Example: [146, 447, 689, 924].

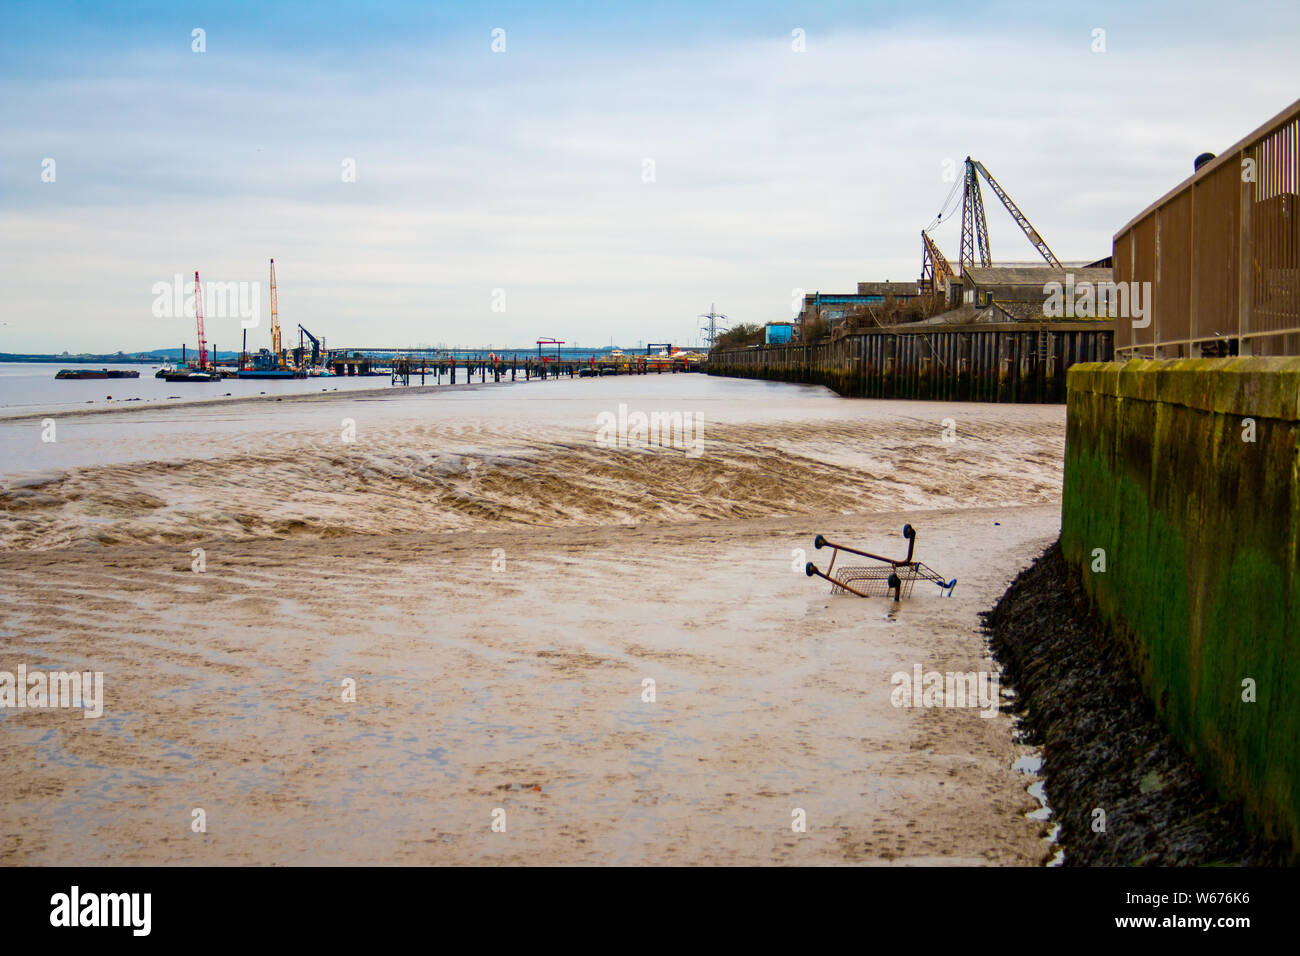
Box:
[813, 534, 827, 549]
[902, 524, 915, 540]
[805, 562, 818, 577]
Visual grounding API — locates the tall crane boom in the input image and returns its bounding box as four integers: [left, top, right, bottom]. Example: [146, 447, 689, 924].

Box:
[269, 258, 282, 366]
[919, 230, 955, 295]
[298, 324, 322, 366]
[959, 157, 1061, 272]
[193, 270, 208, 370]
[970, 159, 1062, 269]
[959, 158, 991, 273]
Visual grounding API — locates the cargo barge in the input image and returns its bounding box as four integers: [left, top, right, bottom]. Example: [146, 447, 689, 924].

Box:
[55, 369, 141, 380]
[162, 368, 223, 382]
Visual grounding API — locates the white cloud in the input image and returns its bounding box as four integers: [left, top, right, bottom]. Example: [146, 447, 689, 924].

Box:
[2, 11, 1298, 351]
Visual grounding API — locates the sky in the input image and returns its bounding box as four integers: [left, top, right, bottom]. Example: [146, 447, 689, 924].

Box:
[1, 0, 1298, 353]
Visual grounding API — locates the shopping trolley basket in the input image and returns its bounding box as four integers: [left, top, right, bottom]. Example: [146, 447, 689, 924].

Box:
[804, 524, 956, 600]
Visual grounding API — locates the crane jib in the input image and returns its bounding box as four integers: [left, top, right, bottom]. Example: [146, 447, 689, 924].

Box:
[970, 159, 1062, 269]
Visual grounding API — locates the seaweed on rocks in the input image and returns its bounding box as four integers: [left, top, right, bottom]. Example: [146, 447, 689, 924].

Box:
[982, 541, 1287, 866]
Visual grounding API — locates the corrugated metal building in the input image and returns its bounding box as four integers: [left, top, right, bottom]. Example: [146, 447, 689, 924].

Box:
[765, 321, 794, 344]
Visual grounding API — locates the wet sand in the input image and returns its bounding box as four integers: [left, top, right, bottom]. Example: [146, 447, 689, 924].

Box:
[0, 377, 1065, 552]
[0, 377, 1065, 864]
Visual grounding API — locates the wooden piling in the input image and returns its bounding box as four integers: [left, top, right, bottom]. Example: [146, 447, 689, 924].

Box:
[708, 321, 1112, 403]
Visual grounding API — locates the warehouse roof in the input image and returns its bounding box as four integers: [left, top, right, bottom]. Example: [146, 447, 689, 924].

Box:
[857, 281, 922, 296]
[961, 266, 1113, 287]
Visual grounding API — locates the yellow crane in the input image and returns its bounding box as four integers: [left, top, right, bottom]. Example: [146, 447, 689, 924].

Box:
[921, 158, 1060, 292]
[919, 230, 954, 296]
[269, 258, 283, 367]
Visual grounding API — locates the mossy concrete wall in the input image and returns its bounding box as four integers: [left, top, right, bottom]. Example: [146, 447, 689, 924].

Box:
[1063, 357, 1300, 851]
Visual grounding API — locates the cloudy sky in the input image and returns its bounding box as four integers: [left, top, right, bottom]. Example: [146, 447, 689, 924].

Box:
[2, 1, 1297, 353]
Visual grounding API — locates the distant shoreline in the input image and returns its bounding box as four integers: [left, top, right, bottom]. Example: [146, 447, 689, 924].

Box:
[0, 379, 510, 425]
[1, 347, 659, 365]
[1, 355, 224, 365]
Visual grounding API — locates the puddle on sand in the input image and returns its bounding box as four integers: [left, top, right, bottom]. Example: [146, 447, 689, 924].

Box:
[1013, 748, 1065, 867]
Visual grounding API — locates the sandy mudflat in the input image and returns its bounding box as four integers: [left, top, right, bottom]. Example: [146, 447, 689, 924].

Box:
[0, 377, 1065, 864]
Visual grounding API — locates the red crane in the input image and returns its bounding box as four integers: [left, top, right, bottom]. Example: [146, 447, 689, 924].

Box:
[193, 270, 208, 370]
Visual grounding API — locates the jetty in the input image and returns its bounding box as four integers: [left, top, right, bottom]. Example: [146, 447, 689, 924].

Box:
[326, 349, 706, 382]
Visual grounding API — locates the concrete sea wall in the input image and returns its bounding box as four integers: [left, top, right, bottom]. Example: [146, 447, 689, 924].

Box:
[1062, 357, 1300, 850]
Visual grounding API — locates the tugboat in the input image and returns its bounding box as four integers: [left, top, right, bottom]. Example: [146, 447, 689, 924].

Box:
[237, 348, 297, 379]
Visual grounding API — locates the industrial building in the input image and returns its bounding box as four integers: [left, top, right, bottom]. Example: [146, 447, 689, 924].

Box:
[795, 282, 924, 335]
[764, 321, 794, 344]
[919, 263, 1117, 323]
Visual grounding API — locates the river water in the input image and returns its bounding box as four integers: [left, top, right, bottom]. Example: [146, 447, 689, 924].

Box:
[0, 373, 1065, 549]
[0, 361, 398, 417]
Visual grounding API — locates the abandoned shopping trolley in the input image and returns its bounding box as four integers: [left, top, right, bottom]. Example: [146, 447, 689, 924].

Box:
[805, 524, 957, 600]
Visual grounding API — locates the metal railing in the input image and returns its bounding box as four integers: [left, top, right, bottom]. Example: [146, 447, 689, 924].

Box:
[1114, 98, 1300, 358]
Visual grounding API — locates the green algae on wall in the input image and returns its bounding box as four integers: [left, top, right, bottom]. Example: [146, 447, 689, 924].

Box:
[1063, 357, 1300, 852]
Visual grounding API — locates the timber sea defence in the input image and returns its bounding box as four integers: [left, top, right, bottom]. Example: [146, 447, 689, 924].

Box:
[709, 321, 1113, 403]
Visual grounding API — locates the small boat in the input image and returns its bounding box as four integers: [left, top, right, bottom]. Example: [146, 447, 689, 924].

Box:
[237, 347, 302, 379]
[55, 369, 141, 380]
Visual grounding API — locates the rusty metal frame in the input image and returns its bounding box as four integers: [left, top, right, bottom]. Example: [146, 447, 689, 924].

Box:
[804, 525, 957, 600]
